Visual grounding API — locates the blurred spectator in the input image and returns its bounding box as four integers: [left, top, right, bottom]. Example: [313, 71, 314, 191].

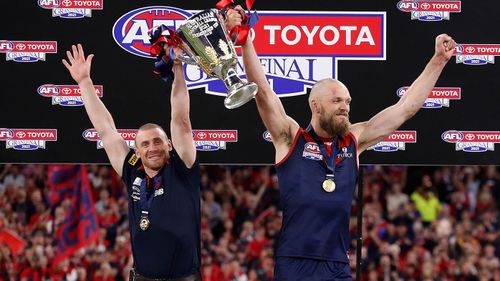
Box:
[0, 164, 498, 281]
[411, 175, 441, 226]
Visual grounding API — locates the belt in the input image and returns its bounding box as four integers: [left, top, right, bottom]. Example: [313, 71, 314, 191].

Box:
[130, 269, 201, 281]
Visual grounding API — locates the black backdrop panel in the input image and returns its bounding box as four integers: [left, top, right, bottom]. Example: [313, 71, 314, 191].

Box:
[0, 1, 499, 165]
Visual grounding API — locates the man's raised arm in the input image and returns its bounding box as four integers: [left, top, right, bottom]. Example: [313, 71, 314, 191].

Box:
[169, 56, 196, 168]
[241, 37, 300, 159]
[351, 34, 457, 154]
[62, 44, 129, 176]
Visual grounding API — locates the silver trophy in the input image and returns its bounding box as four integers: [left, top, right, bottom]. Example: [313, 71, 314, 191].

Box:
[175, 9, 258, 109]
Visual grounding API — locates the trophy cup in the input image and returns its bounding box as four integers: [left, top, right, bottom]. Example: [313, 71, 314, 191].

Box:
[174, 9, 258, 109]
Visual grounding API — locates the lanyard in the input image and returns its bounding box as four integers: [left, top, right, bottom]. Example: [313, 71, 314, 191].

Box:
[303, 124, 338, 179]
[136, 169, 162, 230]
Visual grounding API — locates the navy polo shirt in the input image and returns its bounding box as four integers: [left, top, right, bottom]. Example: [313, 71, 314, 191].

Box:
[122, 150, 201, 278]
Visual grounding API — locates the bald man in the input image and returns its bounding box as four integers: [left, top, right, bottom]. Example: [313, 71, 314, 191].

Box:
[234, 7, 456, 279]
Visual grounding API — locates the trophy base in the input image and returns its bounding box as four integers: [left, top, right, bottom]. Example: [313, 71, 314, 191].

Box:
[224, 82, 258, 109]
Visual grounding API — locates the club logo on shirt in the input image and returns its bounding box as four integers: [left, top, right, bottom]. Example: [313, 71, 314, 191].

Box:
[442, 130, 500, 152]
[303, 142, 323, 160]
[337, 147, 353, 159]
[397, 1, 461, 21]
[130, 177, 165, 201]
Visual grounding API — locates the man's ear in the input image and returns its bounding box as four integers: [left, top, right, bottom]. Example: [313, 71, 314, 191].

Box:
[167, 139, 173, 151]
[134, 149, 140, 158]
[311, 99, 320, 114]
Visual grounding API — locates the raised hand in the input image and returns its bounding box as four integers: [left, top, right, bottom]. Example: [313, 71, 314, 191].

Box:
[62, 44, 94, 84]
[225, 5, 244, 30]
[435, 33, 457, 62]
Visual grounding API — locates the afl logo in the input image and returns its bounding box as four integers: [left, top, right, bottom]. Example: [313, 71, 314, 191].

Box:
[112, 6, 192, 58]
[441, 130, 464, 143]
[262, 131, 272, 142]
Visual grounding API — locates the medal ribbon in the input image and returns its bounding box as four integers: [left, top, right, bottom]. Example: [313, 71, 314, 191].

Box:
[303, 125, 338, 179]
[138, 170, 162, 226]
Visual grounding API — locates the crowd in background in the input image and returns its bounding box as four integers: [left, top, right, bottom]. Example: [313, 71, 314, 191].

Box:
[0, 164, 498, 281]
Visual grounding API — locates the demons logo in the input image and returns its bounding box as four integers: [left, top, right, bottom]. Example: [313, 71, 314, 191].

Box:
[113, 6, 191, 58]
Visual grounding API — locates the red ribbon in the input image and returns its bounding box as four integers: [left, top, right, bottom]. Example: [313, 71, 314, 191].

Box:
[149, 28, 183, 57]
[216, 0, 255, 45]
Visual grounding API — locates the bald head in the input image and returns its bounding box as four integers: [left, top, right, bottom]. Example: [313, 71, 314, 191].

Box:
[308, 79, 348, 105]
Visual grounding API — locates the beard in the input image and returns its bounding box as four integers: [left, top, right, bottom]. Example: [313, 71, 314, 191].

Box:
[319, 111, 351, 137]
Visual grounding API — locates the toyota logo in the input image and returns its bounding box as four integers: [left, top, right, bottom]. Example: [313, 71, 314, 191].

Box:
[197, 132, 207, 139]
[466, 46, 476, 53]
[420, 3, 430, 10]
[465, 134, 475, 141]
[16, 132, 26, 139]
[61, 88, 72, 95]
[17, 44, 26, 51]
[62, 0, 72, 7]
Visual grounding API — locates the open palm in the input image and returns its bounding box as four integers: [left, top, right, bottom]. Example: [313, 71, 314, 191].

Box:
[62, 44, 94, 84]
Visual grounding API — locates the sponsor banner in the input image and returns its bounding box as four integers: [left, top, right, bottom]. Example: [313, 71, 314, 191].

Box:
[397, 1, 461, 21]
[442, 130, 500, 152]
[397, 87, 461, 108]
[37, 84, 103, 106]
[368, 131, 417, 152]
[454, 44, 500, 65]
[82, 129, 137, 149]
[192, 130, 238, 151]
[0, 40, 57, 62]
[112, 7, 385, 97]
[38, 0, 103, 18]
[0, 129, 57, 150]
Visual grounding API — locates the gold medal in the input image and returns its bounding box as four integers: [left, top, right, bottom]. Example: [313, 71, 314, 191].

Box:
[139, 217, 150, 231]
[322, 179, 336, 192]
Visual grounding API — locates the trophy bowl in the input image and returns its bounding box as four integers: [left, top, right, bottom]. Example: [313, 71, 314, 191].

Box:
[175, 9, 258, 109]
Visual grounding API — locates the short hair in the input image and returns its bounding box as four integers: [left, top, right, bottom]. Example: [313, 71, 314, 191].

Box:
[136, 123, 169, 142]
[138, 123, 164, 132]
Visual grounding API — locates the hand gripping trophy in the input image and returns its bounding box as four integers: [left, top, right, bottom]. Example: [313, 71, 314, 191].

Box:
[149, 7, 258, 109]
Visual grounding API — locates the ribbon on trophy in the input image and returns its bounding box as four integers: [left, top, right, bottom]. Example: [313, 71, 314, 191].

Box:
[216, 0, 259, 46]
[148, 25, 183, 83]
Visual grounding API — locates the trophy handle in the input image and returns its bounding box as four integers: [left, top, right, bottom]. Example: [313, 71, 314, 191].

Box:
[177, 55, 197, 65]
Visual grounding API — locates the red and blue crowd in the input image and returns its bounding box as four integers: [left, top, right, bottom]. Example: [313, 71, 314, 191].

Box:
[0, 164, 498, 280]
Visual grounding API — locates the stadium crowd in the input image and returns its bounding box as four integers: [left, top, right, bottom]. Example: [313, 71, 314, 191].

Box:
[0, 164, 498, 281]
